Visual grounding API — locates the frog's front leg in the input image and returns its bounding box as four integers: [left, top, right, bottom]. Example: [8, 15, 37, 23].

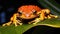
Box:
[32, 9, 51, 24]
[28, 12, 41, 24]
[28, 9, 47, 24]
[11, 13, 23, 26]
[2, 13, 23, 27]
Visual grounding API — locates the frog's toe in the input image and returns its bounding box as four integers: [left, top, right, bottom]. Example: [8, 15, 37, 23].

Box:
[33, 22, 37, 24]
[2, 22, 12, 26]
[33, 18, 40, 24]
[14, 22, 23, 27]
[54, 16, 58, 18]
[17, 20, 23, 25]
[15, 24, 18, 27]
[28, 22, 32, 24]
[28, 21, 35, 24]
[18, 22, 23, 25]
[6, 22, 12, 26]
[2, 24, 6, 26]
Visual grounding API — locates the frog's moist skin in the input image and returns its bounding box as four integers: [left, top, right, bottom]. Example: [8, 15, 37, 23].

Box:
[2, 5, 58, 26]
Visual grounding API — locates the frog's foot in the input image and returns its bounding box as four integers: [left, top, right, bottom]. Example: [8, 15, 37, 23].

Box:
[13, 22, 23, 27]
[33, 18, 41, 24]
[2, 20, 23, 27]
[28, 21, 35, 24]
[49, 14, 58, 18]
[45, 14, 58, 19]
[13, 20, 23, 27]
[28, 18, 41, 24]
[2, 21, 12, 26]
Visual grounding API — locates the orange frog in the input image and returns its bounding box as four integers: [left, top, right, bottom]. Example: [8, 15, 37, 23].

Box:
[2, 5, 58, 26]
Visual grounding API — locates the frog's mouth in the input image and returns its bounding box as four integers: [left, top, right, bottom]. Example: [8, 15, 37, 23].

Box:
[22, 17, 37, 24]
[20, 16, 36, 19]
[17, 15, 39, 24]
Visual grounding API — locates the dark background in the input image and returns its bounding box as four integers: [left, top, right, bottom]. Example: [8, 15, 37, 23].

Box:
[0, 0, 60, 34]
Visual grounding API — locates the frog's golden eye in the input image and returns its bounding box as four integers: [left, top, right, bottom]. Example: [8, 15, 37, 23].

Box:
[32, 10, 37, 14]
[33, 11, 37, 15]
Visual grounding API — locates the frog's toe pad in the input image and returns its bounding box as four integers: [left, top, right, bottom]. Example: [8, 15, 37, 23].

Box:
[18, 23, 23, 25]
[2, 24, 6, 26]
[15, 23, 23, 27]
[2, 22, 11, 26]
[33, 22, 38, 24]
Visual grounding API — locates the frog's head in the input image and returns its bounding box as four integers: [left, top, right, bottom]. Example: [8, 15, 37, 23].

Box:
[18, 5, 41, 19]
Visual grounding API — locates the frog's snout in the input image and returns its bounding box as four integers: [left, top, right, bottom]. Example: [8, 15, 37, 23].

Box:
[20, 13, 36, 19]
[25, 14, 31, 17]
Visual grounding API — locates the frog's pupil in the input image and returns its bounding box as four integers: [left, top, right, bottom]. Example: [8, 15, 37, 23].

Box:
[33, 11, 37, 15]
[18, 12, 22, 14]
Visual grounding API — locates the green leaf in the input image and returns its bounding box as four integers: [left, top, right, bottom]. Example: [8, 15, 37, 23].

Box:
[0, 18, 60, 34]
[0, 0, 60, 34]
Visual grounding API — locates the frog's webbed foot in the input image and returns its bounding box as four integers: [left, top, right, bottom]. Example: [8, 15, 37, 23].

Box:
[2, 21, 12, 26]
[28, 18, 41, 24]
[32, 18, 41, 24]
[13, 20, 23, 27]
[2, 20, 23, 27]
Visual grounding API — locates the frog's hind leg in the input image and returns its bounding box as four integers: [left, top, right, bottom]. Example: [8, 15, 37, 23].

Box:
[39, 9, 50, 20]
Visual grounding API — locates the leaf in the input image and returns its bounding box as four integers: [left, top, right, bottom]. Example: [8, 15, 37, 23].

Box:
[0, 0, 60, 34]
[0, 18, 60, 34]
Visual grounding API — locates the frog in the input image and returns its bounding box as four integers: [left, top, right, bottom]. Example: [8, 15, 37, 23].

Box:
[2, 5, 58, 26]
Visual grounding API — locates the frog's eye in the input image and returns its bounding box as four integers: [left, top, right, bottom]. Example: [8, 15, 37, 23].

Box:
[18, 12, 22, 14]
[18, 10, 22, 14]
[32, 10, 37, 14]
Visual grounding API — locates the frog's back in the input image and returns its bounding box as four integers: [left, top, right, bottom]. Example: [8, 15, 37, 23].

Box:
[18, 5, 41, 13]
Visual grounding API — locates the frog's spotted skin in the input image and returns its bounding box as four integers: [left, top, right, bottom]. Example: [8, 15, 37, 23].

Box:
[2, 5, 58, 27]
